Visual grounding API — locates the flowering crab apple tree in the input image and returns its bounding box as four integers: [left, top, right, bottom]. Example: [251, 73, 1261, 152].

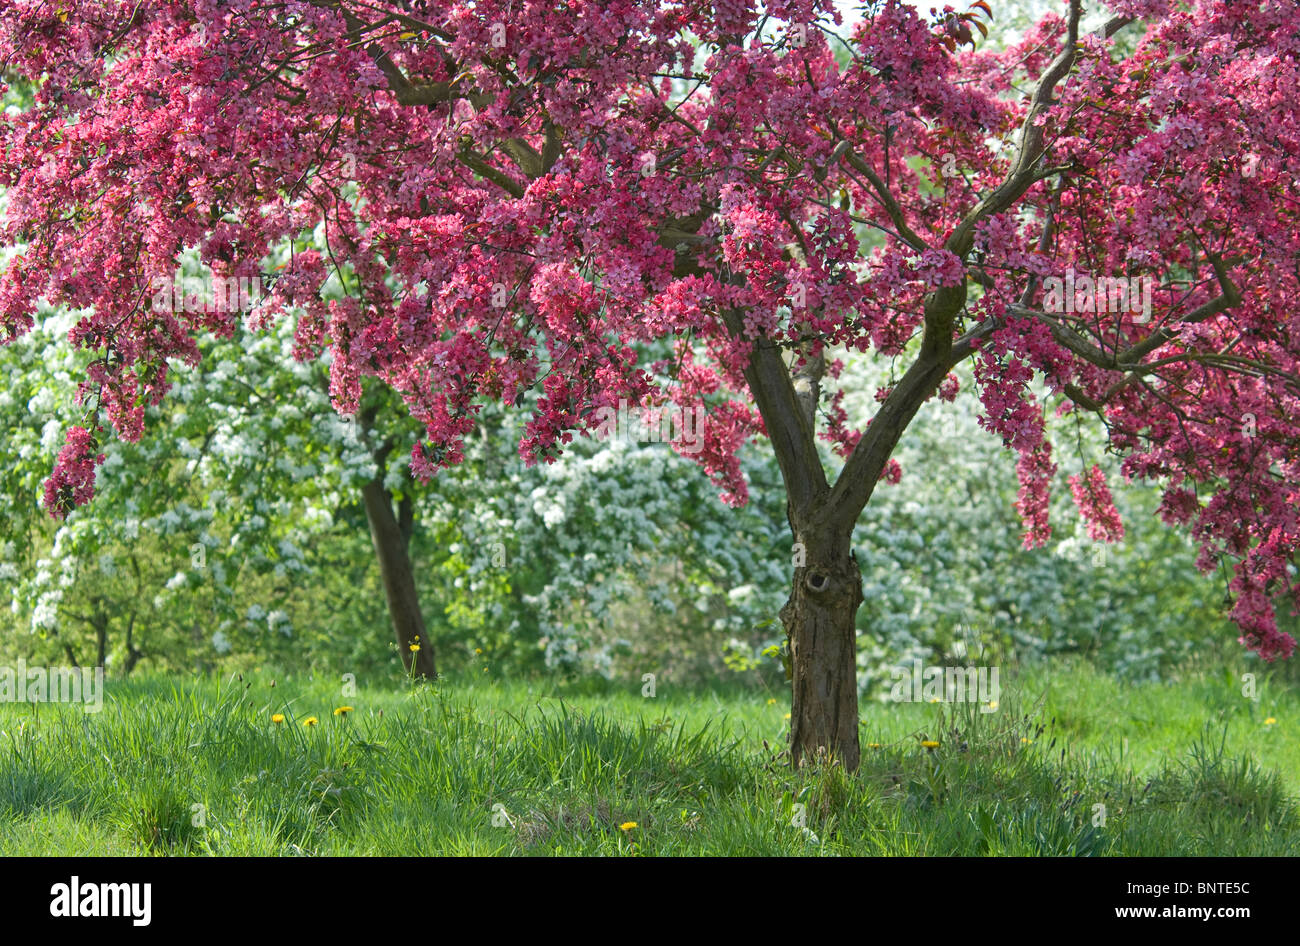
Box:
[3, 0, 1300, 768]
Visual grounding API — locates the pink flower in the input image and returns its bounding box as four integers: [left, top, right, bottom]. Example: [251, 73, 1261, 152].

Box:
[42, 426, 104, 518]
[1068, 465, 1125, 543]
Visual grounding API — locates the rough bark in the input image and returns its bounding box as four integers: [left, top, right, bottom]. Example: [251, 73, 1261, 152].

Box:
[782, 524, 863, 771]
[362, 476, 437, 678]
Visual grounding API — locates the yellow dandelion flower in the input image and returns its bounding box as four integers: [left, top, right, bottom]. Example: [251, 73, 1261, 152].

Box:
[409, 643, 420, 652]
[1021, 737, 1032, 744]
[334, 706, 353, 717]
[302, 716, 319, 727]
[921, 740, 940, 749]
[618, 822, 637, 831]
[783, 713, 792, 720]
[1265, 717, 1277, 725]
[928, 698, 941, 704]
[475, 648, 483, 654]
[867, 742, 883, 748]
[271, 713, 285, 724]
[987, 700, 999, 710]
[766, 698, 777, 705]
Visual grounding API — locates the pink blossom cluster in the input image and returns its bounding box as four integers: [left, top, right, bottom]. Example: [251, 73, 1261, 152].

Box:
[1068, 465, 1125, 544]
[42, 426, 103, 519]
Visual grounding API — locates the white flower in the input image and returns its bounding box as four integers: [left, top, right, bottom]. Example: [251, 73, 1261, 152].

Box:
[727, 584, 757, 606]
[27, 388, 56, 416]
[268, 609, 292, 636]
[211, 630, 232, 655]
[32, 593, 61, 631]
[40, 418, 63, 453]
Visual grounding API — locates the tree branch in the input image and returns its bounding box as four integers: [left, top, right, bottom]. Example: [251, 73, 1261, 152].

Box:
[821, 309, 994, 530]
[718, 308, 829, 522]
[946, 0, 1093, 259]
[837, 146, 930, 253]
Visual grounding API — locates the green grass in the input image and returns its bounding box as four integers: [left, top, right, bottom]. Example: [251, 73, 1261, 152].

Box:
[0, 658, 1296, 855]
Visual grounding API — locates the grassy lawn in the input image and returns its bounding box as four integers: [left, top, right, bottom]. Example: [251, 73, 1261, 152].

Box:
[0, 658, 1295, 855]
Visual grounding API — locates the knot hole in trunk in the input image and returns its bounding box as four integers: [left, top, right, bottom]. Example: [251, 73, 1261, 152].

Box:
[805, 572, 830, 593]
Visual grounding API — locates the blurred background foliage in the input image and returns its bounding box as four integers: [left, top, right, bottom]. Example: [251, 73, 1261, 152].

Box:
[2, 300, 1280, 692]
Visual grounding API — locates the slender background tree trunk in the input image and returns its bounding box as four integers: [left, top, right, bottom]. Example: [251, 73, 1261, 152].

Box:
[362, 477, 437, 678]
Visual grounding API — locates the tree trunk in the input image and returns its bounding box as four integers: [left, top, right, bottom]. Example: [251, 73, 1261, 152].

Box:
[711, 281, 972, 772]
[783, 523, 863, 772]
[362, 476, 437, 678]
[123, 612, 143, 676]
[95, 612, 107, 668]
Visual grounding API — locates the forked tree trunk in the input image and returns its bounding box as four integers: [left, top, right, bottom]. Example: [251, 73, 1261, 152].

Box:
[783, 523, 863, 772]
[362, 476, 437, 679]
[661, 21, 1072, 770]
